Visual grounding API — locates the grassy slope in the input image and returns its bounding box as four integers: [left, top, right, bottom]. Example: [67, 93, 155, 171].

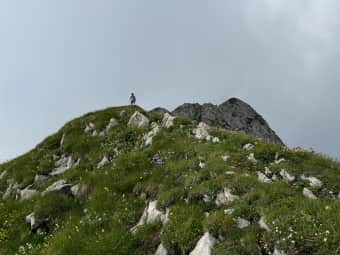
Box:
[0, 106, 340, 254]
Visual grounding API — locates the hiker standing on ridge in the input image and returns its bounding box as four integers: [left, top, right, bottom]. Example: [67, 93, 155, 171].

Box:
[129, 93, 136, 105]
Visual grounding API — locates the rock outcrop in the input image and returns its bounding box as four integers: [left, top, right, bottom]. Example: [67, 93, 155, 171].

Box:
[172, 98, 282, 144]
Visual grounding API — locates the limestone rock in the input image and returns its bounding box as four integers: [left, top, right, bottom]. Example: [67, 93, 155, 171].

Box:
[50, 155, 80, 176]
[303, 188, 317, 200]
[161, 113, 175, 128]
[42, 180, 72, 196]
[235, 218, 250, 229]
[215, 188, 239, 206]
[279, 169, 295, 183]
[97, 156, 110, 169]
[273, 247, 287, 255]
[143, 123, 160, 146]
[85, 122, 95, 133]
[0, 170, 7, 180]
[71, 183, 89, 198]
[248, 153, 257, 164]
[257, 171, 272, 183]
[221, 155, 230, 162]
[2, 180, 19, 200]
[189, 232, 217, 255]
[60, 133, 66, 147]
[131, 201, 169, 233]
[259, 216, 270, 232]
[128, 112, 150, 128]
[172, 98, 283, 144]
[26, 212, 48, 232]
[34, 174, 49, 185]
[193, 122, 211, 140]
[106, 118, 118, 132]
[301, 175, 322, 188]
[243, 143, 255, 151]
[19, 188, 38, 201]
[155, 243, 168, 255]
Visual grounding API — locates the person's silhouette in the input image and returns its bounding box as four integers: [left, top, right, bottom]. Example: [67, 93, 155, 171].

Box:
[129, 93, 136, 105]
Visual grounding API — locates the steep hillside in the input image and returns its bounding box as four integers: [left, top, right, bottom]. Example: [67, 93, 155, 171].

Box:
[0, 105, 340, 255]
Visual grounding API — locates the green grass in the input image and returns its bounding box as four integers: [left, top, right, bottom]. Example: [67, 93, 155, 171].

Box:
[1, 105, 340, 254]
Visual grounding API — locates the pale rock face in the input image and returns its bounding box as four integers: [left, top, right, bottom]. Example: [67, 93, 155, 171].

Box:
[161, 113, 175, 128]
[221, 155, 230, 162]
[2, 180, 19, 200]
[225, 171, 235, 175]
[128, 112, 150, 128]
[224, 209, 235, 215]
[50, 155, 80, 176]
[273, 158, 286, 165]
[264, 167, 273, 176]
[106, 118, 118, 132]
[212, 137, 221, 143]
[199, 161, 206, 169]
[42, 180, 72, 196]
[34, 174, 49, 185]
[301, 175, 322, 188]
[26, 212, 47, 231]
[0, 170, 7, 180]
[85, 123, 95, 133]
[143, 123, 160, 146]
[257, 171, 272, 183]
[303, 188, 317, 200]
[155, 243, 168, 255]
[235, 218, 250, 229]
[60, 133, 66, 147]
[248, 153, 257, 164]
[71, 183, 89, 198]
[259, 216, 270, 232]
[273, 247, 287, 255]
[97, 156, 110, 169]
[243, 143, 255, 151]
[131, 201, 168, 233]
[193, 122, 211, 139]
[189, 232, 217, 255]
[19, 188, 38, 201]
[215, 188, 239, 206]
[279, 169, 296, 183]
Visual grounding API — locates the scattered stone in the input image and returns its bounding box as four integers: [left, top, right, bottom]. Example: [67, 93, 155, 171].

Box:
[120, 110, 126, 116]
[235, 218, 250, 229]
[248, 153, 257, 164]
[19, 188, 38, 201]
[0, 170, 7, 180]
[243, 143, 255, 151]
[97, 156, 110, 169]
[128, 112, 150, 128]
[279, 169, 296, 183]
[2, 180, 19, 200]
[162, 113, 175, 128]
[199, 161, 206, 169]
[155, 243, 168, 255]
[301, 175, 322, 188]
[85, 123, 95, 133]
[106, 118, 118, 132]
[60, 133, 66, 147]
[264, 167, 273, 177]
[131, 201, 168, 233]
[303, 188, 317, 200]
[26, 212, 48, 232]
[203, 194, 212, 203]
[273, 158, 286, 165]
[225, 171, 235, 175]
[257, 171, 272, 183]
[273, 247, 287, 255]
[221, 155, 230, 162]
[189, 232, 217, 255]
[50, 155, 80, 176]
[224, 209, 235, 215]
[71, 183, 90, 198]
[259, 216, 270, 232]
[212, 137, 221, 143]
[215, 188, 239, 206]
[193, 122, 211, 140]
[42, 180, 72, 196]
[92, 130, 99, 136]
[143, 123, 160, 146]
[34, 174, 49, 185]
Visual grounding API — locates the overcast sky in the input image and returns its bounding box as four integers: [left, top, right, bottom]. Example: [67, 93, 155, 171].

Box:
[0, 0, 340, 162]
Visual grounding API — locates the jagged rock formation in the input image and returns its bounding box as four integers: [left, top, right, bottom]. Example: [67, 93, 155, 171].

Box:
[172, 98, 283, 144]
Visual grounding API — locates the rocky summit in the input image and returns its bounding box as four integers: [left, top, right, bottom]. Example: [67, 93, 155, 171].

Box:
[172, 98, 283, 144]
[0, 103, 340, 255]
